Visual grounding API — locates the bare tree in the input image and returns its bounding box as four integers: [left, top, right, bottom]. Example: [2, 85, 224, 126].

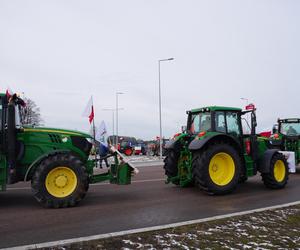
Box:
[20, 97, 43, 126]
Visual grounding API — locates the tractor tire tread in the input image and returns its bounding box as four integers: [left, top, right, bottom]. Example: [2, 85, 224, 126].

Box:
[31, 153, 89, 208]
[261, 153, 289, 189]
[192, 141, 241, 195]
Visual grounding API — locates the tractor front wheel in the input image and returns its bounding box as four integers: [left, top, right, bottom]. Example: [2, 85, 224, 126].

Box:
[262, 153, 289, 189]
[164, 150, 180, 185]
[192, 143, 241, 195]
[31, 153, 89, 208]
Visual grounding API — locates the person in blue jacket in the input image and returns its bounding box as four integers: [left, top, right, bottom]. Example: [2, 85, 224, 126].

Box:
[98, 142, 109, 168]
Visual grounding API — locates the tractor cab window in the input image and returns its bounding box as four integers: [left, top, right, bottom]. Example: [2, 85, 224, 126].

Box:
[215, 111, 241, 137]
[15, 104, 22, 129]
[215, 112, 226, 133]
[226, 112, 240, 136]
[190, 112, 211, 134]
[280, 122, 300, 136]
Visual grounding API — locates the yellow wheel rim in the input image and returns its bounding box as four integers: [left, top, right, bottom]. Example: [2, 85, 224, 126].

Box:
[274, 160, 286, 182]
[209, 152, 235, 186]
[45, 167, 77, 198]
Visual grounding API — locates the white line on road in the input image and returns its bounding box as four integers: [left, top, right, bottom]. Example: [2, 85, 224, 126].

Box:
[6, 178, 165, 191]
[5, 200, 300, 250]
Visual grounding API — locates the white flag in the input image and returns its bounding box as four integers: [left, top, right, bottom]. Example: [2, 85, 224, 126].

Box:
[82, 96, 94, 123]
[96, 120, 108, 146]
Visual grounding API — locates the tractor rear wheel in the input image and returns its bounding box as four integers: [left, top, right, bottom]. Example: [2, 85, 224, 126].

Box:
[262, 153, 289, 189]
[31, 153, 89, 208]
[164, 150, 180, 185]
[192, 142, 241, 195]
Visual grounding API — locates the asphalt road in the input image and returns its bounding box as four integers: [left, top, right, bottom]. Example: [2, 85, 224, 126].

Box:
[1, 165, 300, 249]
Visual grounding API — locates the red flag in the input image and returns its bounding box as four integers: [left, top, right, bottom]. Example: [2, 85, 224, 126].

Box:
[82, 96, 94, 123]
[89, 106, 94, 123]
[6, 87, 13, 99]
[245, 103, 255, 110]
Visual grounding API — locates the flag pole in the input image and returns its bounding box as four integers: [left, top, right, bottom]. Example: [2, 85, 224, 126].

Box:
[91, 95, 96, 142]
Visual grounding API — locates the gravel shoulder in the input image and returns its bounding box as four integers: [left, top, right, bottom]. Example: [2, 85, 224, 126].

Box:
[40, 205, 300, 250]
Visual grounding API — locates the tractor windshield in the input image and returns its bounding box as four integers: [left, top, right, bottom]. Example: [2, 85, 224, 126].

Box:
[15, 104, 22, 128]
[189, 112, 211, 134]
[280, 122, 300, 136]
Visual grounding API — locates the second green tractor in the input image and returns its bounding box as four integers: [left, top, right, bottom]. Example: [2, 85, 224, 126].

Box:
[164, 106, 289, 194]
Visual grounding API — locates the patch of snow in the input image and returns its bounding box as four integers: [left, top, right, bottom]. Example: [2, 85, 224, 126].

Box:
[122, 239, 143, 248]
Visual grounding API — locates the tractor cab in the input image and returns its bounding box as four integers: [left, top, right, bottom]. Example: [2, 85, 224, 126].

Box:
[187, 105, 259, 160]
[278, 118, 300, 137]
[272, 118, 300, 164]
[187, 105, 258, 139]
[187, 106, 242, 137]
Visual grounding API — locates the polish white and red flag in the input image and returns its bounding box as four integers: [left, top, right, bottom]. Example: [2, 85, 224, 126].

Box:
[82, 96, 94, 123]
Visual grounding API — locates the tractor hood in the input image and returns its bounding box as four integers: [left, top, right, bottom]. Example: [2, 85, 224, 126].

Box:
[22, 126, 93, 139]
[19, 126, 93, 162]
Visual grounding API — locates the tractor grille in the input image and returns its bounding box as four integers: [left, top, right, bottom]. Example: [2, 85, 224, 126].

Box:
[48, 134, 62, 144]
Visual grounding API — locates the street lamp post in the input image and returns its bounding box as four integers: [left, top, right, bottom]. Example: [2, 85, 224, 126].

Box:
[158, 58, 174, 159]
[116, 92, 124, 147]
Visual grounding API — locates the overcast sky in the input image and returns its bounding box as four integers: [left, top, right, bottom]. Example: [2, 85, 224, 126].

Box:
[1, 0, 299, 140]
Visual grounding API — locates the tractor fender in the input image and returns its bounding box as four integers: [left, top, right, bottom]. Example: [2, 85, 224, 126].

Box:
[258, 149, 280, 173]
[24, 150, 71, 181]
[188, 134, 241, 152]
[164, 138, 179, 150]
[188, 137, 211, 151]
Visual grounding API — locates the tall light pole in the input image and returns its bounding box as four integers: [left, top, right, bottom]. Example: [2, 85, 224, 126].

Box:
[116, 92, 124, 147]
[158, 58, 174, 159]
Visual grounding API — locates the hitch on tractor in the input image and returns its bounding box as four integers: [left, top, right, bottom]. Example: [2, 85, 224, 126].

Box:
[89, 146, 138, 185]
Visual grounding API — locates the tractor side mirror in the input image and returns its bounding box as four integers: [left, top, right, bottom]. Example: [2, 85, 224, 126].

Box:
[272, 124, 278, 134]
[181, 125, 187, 133]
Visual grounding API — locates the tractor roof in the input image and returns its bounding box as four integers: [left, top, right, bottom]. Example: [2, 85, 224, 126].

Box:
[190, 106, 241, 113]
[278, 118, 300, 123]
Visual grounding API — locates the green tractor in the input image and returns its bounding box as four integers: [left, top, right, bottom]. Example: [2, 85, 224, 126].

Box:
[0, 93, 136, 208]
[271, 118, 300, 165]
[164, 106, 289, 194]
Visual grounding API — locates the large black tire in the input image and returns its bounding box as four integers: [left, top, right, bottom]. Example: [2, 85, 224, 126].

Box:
[192, 142, 241, 195]
[31, 153, 89, 208]
[262, 153, 289, 189]
[163, 150, 180, 185]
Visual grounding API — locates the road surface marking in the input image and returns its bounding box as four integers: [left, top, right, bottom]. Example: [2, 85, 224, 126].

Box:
[5, 200, 300, 250]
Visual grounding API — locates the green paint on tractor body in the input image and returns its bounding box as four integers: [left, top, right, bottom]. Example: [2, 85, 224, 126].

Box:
[164, 106, 289, 194]
[0, 93, 134, 207]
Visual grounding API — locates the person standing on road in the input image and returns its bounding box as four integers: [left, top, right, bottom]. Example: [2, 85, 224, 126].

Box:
[98, 142, 109, 168]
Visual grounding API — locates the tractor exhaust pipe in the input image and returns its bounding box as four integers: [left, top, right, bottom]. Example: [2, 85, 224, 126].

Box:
[7, 97, 18, 184]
